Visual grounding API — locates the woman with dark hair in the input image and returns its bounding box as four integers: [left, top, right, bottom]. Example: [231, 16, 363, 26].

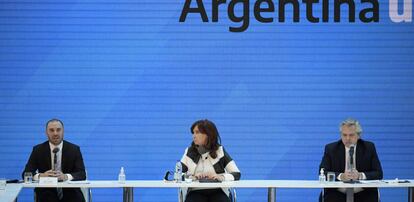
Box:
[180, 119, 241, 202]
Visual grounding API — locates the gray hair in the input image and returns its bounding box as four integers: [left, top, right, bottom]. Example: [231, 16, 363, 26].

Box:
[339, 118, 362, 136]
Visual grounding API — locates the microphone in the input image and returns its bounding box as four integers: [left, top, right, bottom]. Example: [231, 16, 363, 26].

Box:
[349, 145, 355, 169]
[52, 148, 60, 171]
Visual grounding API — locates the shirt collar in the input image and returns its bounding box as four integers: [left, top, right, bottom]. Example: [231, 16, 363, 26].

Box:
[344, 144, 357, 156]
[49, 141, 63, 152]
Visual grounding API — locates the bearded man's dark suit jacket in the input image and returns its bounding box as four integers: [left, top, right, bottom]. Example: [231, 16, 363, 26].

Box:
[22, 140, 86, 202]
[319, 139, 383, 202]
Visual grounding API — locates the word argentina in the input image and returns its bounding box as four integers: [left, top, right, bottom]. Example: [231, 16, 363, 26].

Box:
[179, 0, 413, 32]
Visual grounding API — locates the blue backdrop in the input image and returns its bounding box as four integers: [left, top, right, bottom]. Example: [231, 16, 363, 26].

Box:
[0, 0, 413, 201]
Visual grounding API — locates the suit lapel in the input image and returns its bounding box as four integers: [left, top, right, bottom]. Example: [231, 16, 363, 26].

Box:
[356, 140, 363, 171]
[338, 142, 346, 172]
[43, 141, 52, 170]
[61, 141, 66, 172]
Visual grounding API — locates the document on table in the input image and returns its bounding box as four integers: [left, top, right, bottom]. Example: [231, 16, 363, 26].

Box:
[359, 180, 382, 184]
[68, 180, 90, 184]
[359, 179, 412, 184]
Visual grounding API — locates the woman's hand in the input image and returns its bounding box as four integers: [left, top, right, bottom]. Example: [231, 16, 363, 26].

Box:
[195, 172, 225, 181]
[212, 174, 225, 182]
[194, 172, 212, 179]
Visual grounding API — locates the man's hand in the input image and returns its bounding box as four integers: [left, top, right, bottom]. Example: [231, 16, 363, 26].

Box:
[57, 173, 68, 181]
[340, 169, 359, 181]
[38, 170, 68, 181]
[39, 170, 56, 177]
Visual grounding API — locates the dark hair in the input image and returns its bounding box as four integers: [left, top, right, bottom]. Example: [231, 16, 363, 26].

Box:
[45, 118, 64, 130]
[190, 119, 221, 158]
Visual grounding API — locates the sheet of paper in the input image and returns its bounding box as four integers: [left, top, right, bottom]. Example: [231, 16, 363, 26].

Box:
[359, 180, 382, 184]
[39, 177, 58, 185]
[67, 180, 90, 184]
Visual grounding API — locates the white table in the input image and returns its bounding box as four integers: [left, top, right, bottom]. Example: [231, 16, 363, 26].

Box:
[18, 180, 414, 202]
[0, 184, 23, 202]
